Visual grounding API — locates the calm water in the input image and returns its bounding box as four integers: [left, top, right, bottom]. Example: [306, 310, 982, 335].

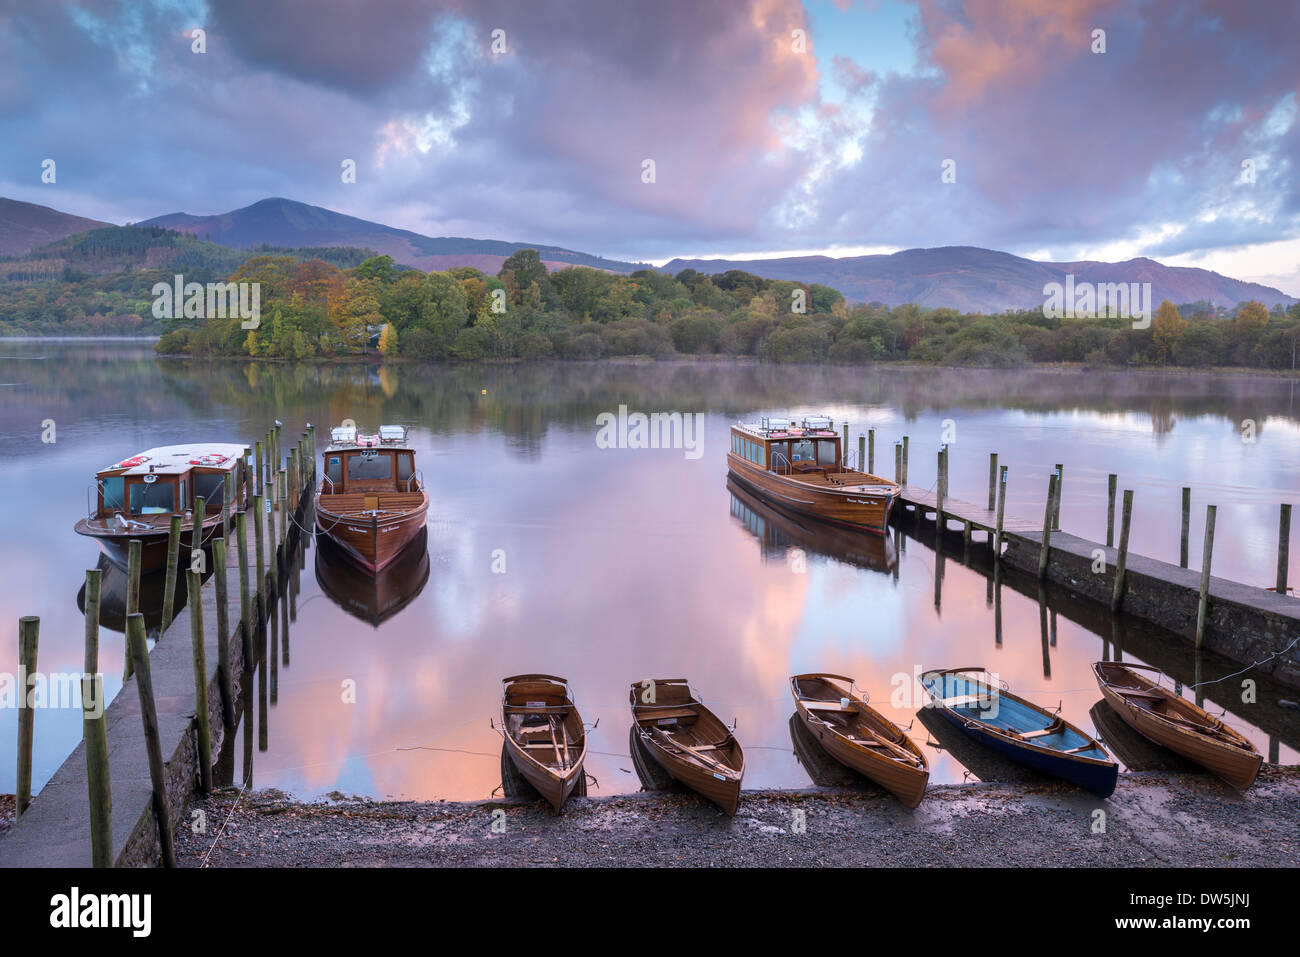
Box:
[1, 341, 1298, 801]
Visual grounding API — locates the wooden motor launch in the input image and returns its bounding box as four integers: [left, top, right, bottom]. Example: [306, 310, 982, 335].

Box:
[790, 673, 929, 807]
[727, 416, 899, 534]
[1093, 661, 1262, 790]
[499, 675, 588, 812]
[315, 424, 428, 572]
[630, 678, 744, 815]
[73, 443, 248, 572]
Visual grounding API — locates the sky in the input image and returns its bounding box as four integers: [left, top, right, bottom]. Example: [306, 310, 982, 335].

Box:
[0, 0, 1297, 293]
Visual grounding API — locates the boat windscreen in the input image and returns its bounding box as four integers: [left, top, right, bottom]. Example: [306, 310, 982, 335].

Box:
[130, 480, 175, 514]
[348, 450, 392, 481]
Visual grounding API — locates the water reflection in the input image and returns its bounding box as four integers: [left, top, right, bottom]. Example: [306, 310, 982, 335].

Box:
[315, 528, 430, 627]
[4, 341, 1300, 801]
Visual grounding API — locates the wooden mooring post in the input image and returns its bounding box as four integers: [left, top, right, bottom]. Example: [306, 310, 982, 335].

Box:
[995, 465, 1008, 558]
[935, 447, 946, 526]
[987, 452, 998, 510]
[857, 434, 865, 472]
[902, 436, 910, 485]
[1195, 505, 1217, 650]
[211, 538, 236, 730]
[126, 613, 174, 867]
[1106, 474, 1117, 548]
[123, 538, 141, 679]
[1180, 488, 1191, 568]
[82, 568, 111, 867]
[237, 509, 252, 667]
[160, 514, 182, 632]
[185, 570, 213, 795]
[1038, 473, 1057, 579]
[253, 493, 266, 613]
[1111, 490, 1134, 611]
[16, 616, 39, 816]
[1278, 504, 1292, 596]
[894, 442, 902, 483]
[1051, 463, 1063, 531]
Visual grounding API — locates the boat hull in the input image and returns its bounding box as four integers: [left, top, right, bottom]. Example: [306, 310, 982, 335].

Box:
[503, 735, 584, 812]
[640, 734, 743, 815]
[727, 455, 896, 534]
[314, 495, 428, 572]
[630, 680, 744, 815]
[1094, 663, 1262, 789]
[791, 676, 928, 808]
[501, 675, 587, 813]
[74, 517, 217, 573]
[922, 668, 1118, 798]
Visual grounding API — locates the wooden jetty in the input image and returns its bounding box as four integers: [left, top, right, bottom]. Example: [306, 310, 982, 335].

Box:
[0, 424, 317, 869]
[891, 445, 1300, 690]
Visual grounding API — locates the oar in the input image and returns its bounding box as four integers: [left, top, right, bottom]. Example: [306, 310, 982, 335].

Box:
[649, 726, 737, 778]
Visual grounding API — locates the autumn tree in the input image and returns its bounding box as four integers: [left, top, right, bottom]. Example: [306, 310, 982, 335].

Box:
[1152, 300, 1186, 361]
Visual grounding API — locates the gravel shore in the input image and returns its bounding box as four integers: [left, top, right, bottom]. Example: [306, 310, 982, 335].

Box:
[174, 767, 1299, 867]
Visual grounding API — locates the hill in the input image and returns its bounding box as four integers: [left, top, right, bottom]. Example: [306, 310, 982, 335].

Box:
[0, 198, 111, 257]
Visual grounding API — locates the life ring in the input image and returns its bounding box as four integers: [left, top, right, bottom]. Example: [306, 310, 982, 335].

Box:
[188, 454, 229, 466]
[115, 455, 150, 468]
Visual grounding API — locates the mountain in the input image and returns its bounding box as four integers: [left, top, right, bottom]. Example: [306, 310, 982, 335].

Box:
[139, 197, 645, 275]
[0, 198, 111, 257]
[662, 246, 1295, 313]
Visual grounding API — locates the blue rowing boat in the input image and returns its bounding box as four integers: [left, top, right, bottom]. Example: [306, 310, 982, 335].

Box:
[921, 667, 1118, 798]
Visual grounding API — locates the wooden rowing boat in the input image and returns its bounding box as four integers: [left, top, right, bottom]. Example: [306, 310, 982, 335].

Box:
[629, 678, 744, 815]
[500, 674, 587, 813]
[727, 416, 899, 535]
[315, 424, 428, 572]
[1093, 661, 1262, 789]
[921, 667, 1118, 797]
[790, 673, 929, 807]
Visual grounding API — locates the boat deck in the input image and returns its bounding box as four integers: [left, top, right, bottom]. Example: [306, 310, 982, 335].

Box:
[316, 491, 426, 516]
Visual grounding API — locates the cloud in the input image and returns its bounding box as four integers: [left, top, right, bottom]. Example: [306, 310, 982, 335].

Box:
[0, 0, 1296, 284]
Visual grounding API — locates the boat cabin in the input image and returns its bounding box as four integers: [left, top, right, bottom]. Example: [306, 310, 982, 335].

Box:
[89, 443, 248, 524]
[730, 416, 843, 475]
[321, 425, 421, 495]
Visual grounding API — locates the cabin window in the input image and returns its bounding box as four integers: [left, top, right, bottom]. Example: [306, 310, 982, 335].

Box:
[817, 440, 838, 466]
[193, 471, 225, 508]
[101, 476, 126, 512]
[179, 479, 188, 508]
[755, 442, 765, 466]
[130, 479, 175, 514]
[327, 455, 343, 486]
[347, 450, 392, 482]
[791, 439, 813, 462]
[396, 453, 413, 482]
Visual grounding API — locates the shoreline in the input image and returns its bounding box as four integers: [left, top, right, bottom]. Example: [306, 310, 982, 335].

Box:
[173, 767, 1300, 868]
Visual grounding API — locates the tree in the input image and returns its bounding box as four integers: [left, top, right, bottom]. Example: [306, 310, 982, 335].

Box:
[377, 323, 398, 355]
[1152, 300, 1186, 362]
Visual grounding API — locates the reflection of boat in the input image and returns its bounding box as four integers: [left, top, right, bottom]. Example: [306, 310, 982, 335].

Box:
[788, 714, 862, 788]
[74, 443, 248, 571]
[1087, 702, 1197, 774]
[790, 673, 928, 808]
[500, 675, 587, 813]
[921, 668, 1118, 798]
[914, 706, 1044, 785]
[314, 527, 428, 627]
[629, 678, 744, 815]
[1093, 661, 1261, 789]
[727, 416, 899, 534]
[76, 553, 189, 634]
[315, 424, 428, 571]
[728, 477, 896, 572]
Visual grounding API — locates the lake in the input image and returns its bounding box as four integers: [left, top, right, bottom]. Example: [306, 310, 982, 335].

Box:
[1, 340, 1298, 801]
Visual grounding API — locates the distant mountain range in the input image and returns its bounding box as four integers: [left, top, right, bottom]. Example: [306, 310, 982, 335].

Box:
[664, 247, 1296, 313]
[0, 198, 110, 257]
[138, 197, 646, 275]
[1, 196, 1293, 312]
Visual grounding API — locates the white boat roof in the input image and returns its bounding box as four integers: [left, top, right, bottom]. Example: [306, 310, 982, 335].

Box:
[734, 421, 839, 439]
[101, 443, 248, 476]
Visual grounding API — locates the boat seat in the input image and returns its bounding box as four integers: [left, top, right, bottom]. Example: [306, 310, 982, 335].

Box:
[1019, 718, 1065, 740]
[1117, 688, 1165, 700]
[636, 706, 699, 722]
[940, 694, 996, 709]
[802, 700, 856, 712]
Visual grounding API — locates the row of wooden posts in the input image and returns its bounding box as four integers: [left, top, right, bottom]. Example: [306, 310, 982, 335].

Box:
[844, 425, 1293, 650]
[13, 423, 316, 868]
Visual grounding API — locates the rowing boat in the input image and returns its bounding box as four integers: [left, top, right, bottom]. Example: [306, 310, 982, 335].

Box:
[629, 678, 744, 815]
[1093, 661, 1261, 789]
[790, 673, 929, 807]
[921, 667, 1118, 797]
[500, 674, 587, 812]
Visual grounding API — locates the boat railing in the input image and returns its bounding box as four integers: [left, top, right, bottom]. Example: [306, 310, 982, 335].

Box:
[320, 473, 337, 494]
[770, 450, 792, 475]
[400, 469, 424, 493]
